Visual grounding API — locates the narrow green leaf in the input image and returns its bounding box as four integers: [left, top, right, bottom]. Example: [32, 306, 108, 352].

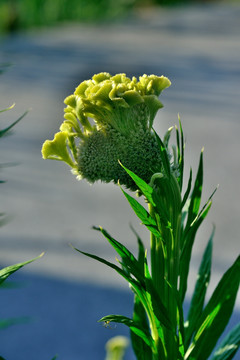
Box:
[71, 244, 152, 321]
[0, 356, 6, 360]
[179, 201, 212, 303]
[51, 356, 58, 360]
[119, 164, 170, 226]
[144, 261, 173, 331]
[181, 168, 192, 210]
[99, 315, 153, 348]
[0, 111, 28, 138]
[131, 295, 152, 360]
[71, 245, 137, 287]
[178, 118, 185, 191]
[0, 253, 44, 286]
[120, 187, 161, 238]
[0, 316, 31, 330]
[71, 244, 153, 336]
[0, 103, 15, 113]
[163, 126, 174, 148]
[130, 227, 152, 359]
[211, 322, 240, 360]
[186, 256, 240, 359]
[119, 163, 156, 207]
[95, 226, 145, 286]
[184, 227, 214, 348]
[185, 150, 204, 230]
[153, 129, 171, 177]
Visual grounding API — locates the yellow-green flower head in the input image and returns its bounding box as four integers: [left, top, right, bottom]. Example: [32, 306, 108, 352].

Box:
[42, 72, 171, 190]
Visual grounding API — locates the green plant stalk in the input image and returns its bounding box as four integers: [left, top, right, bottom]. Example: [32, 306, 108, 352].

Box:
[149, 205, 165, 301]
[139, 284, 165, 359]
[149, 172, 182, 359]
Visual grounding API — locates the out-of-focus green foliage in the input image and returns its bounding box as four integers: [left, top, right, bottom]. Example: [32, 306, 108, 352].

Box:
[0, 0, 136, 32]
[0, 0, 227, 33]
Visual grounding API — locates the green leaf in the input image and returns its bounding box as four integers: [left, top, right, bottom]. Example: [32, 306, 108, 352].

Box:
[0, 103, 15, 113]
[0, 316, 31, 330]
[71, 245, 136, 285]
[131, 237, 152, 360]
[120, 187, 161, 238]
[179, 201, 212, 303]
[211, 322, 240, 360]
[181, 168, 192, 210]
[99, 314, 153, 348]
[131, 295, 152, 360]
[0, 111, 28, 138]
[175, 118, 185, 191]
[94, 226, 145, 286]
[186, 256, 240, 359]
[153, 130, 171, 177]
[144, 261, 173, 331]
[185, 150, 204, 230]
[71, 244, 150, 316]
[119, 163, 156, 207]
[0, 253, 44, 286]
[184, 227, 214, 348]
[120, 163, 170, 225]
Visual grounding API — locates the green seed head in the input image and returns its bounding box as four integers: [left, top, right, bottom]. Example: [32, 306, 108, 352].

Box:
[42, 73, 171, 190]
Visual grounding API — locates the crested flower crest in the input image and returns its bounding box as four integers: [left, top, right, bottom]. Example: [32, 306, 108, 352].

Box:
[42, 72, 171, 190]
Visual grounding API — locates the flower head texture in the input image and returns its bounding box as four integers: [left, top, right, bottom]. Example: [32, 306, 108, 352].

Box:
[42, 72, 171, 190]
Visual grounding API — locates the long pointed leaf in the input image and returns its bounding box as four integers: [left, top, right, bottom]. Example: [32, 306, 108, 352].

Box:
[71, 245, 138, 287]
[120, 187, 161, 238]
[185, 150, 204, 231]
[119, 163, 156, 208]
[0, 253, 44, 286]
[179, 201, 212, 303]
[99, 314, 153, 348]
[95, 226, 145, 286]
[131, 294, 152, 360]
[0, 316, 30, 329]
[184, 227, 214, 348]
[211, 322, 240, 360]
[153, 129, 171, 177]
[186, 256, 240, 359]
[144, 260, 173, 331]
[181, 168, 192, 210]
[0, 110, 28, 138]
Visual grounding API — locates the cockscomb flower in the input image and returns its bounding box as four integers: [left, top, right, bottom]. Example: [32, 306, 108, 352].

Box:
[42, 72, 171, 190]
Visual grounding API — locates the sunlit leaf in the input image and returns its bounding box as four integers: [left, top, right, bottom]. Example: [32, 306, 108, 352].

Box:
[185, 150, 203, 230]
[120, 187, 161, 238]
[99, 314, 153, 348]
[0, 110, 28, 138]
[94, 226, 145, 286]
[184, 227, 214, 348]
[0, 253, 44, 286]
[179, 201, 212, 303]
[211, 322, 240, 360]
[186, 256, 240, 359]
[153, 130, 171, 177]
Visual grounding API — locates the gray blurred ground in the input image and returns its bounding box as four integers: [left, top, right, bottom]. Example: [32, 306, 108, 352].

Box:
[0, 3, 240, 359]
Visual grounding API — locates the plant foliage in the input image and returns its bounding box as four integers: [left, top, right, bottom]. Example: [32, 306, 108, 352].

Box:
[73, 120, 239, 360]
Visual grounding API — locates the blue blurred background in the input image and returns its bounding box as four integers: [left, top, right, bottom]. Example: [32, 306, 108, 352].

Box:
[0, 1, 239, 359]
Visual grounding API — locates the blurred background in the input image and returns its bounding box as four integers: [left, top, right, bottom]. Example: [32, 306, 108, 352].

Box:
[0, 0, 239, 359]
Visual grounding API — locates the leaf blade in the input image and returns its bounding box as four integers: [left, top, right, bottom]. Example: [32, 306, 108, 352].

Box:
[0, 253, 44, 286]
[211, 322, 240, 360]
[184, 227, 214, 348]
[186, 256, 240, 359]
